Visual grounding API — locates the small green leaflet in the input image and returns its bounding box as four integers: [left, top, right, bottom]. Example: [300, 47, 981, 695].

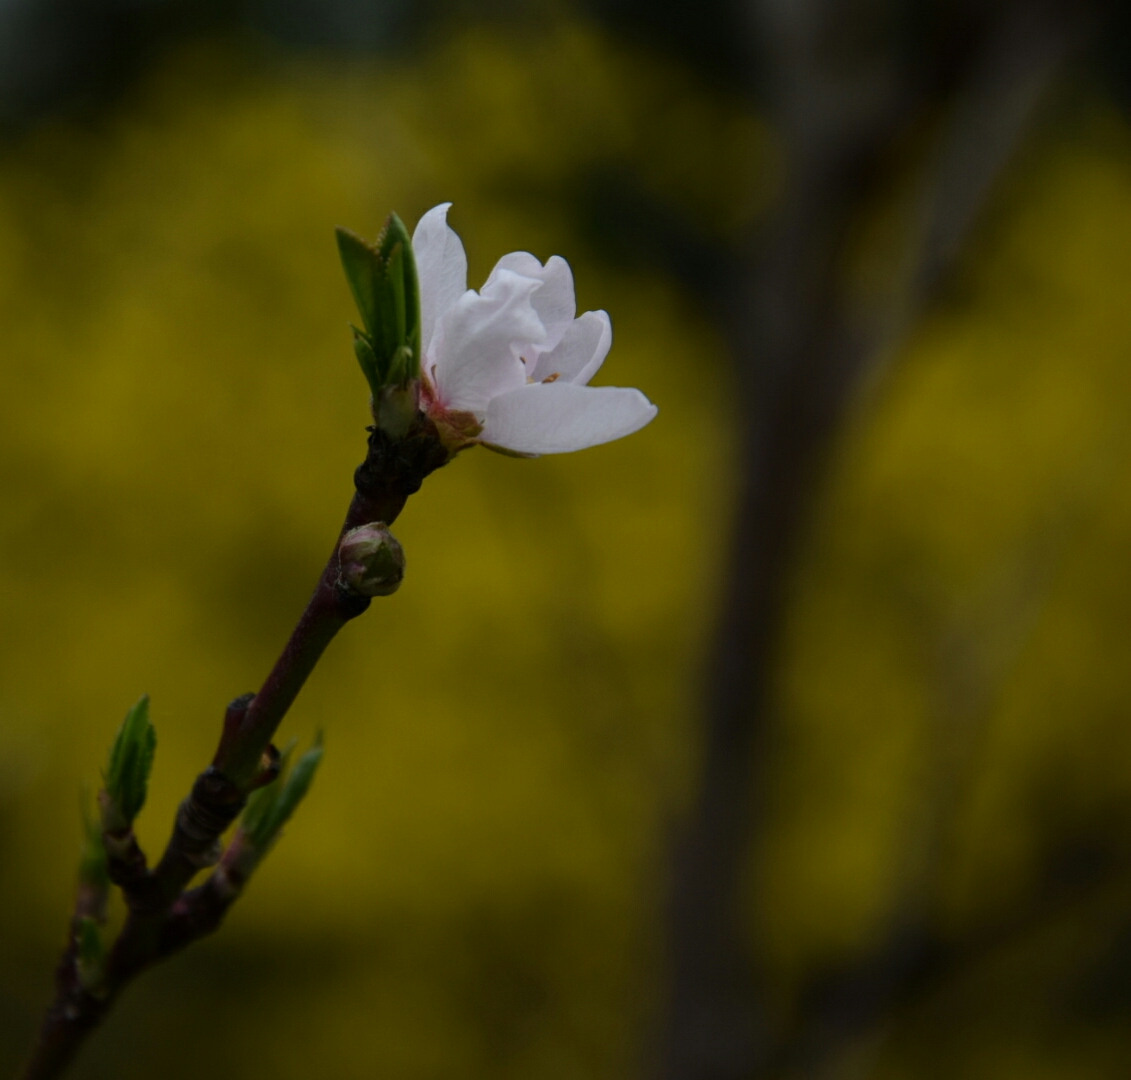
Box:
[103, 694, 157, 825]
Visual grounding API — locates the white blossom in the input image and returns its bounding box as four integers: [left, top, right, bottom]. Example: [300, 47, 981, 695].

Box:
[412, 203, 658, 456]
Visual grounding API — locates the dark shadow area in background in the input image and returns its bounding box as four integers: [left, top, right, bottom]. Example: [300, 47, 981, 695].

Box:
[7, 0, 1131, 304]
[8, 0, 1131, 125]
[0, 0, 751, 132]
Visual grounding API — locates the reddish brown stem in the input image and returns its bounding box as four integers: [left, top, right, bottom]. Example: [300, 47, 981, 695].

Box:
[213, 421, 447, 786]
[20, 418, 447, 1080]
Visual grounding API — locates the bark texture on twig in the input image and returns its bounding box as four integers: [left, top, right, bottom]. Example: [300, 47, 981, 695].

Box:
[214, 421, 447, 786]
[20, 418, 447, 1080]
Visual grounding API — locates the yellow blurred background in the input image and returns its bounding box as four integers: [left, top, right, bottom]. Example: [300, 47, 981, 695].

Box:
[3, 9, 1131, 1079]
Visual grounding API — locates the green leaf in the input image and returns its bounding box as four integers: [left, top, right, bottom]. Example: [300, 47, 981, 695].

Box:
[103, 694, 156, 825]
[380, 213, 421, 381]
[79, 791, 109, 889]
[351, 326, 385, 398]
[387, 344, 414, 388]
[336, 227, 385, 345]
[272, 737, 323, 827]
[395, 216, 422, 376]
[375, 211, 412, 262]
[336, 213, 421, 398]
[240, 735, 324, 853]
[240, 740, 294, 845]
[385, 240, 407, 351]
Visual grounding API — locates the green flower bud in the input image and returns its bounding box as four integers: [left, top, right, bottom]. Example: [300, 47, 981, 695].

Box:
[79, 793, 109, 892]
[240, 736, 324, 857]
[336, 213, 422, 415]
[337, 522, 405, 597]
[101, 695, 156, 832]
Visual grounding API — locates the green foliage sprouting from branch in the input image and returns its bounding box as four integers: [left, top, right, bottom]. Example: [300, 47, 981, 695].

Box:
[102, 695, 156, 827]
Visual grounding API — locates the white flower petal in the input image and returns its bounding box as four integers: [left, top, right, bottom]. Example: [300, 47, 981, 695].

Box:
[413, 203, 468, 358]
[527, 310, 612, 386]
[488, 252, 576, 352]
[482, 381, 658, 455]
[432, 269, 546, 415]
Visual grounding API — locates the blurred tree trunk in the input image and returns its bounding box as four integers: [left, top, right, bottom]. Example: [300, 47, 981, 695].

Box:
[657, 2, 1093, 1078]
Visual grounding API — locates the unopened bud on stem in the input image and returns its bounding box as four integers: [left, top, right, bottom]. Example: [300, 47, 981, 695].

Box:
[337, 214, 422, 438]
[100, 694, 156, 833]
[338, 522, 405, 597]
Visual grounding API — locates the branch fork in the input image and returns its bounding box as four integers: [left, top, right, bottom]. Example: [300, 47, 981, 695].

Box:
[20, 416, 448, 1080]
